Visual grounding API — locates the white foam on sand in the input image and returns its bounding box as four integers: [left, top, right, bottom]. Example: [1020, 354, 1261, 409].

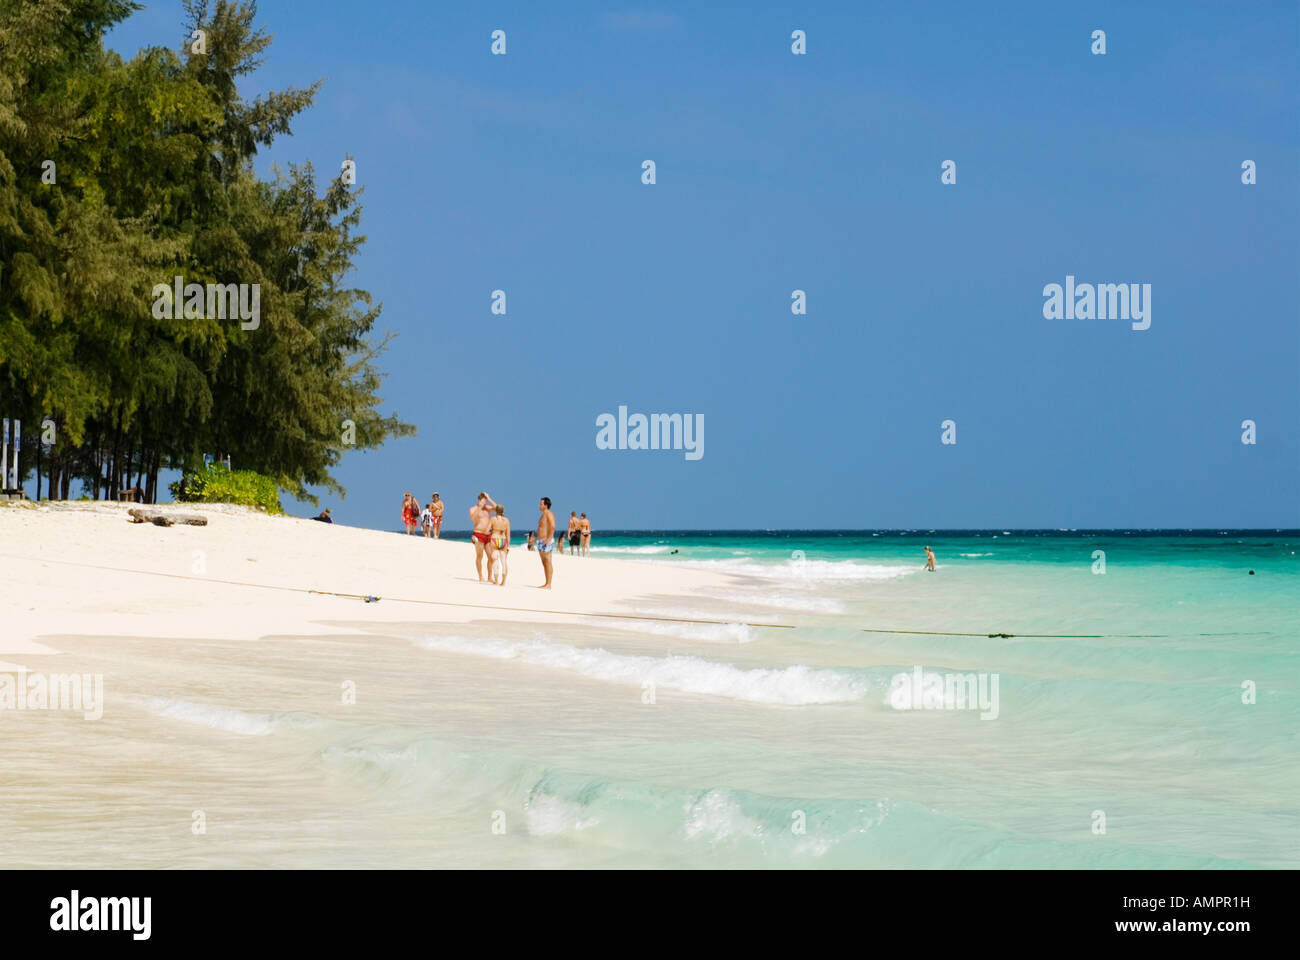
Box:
[142, 696, 279, 735]
[414, 634, 866, 705]
[709, 589, 846, 614]
[605, 614, 757, 644]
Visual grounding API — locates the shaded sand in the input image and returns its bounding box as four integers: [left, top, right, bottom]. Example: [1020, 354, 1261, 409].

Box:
[0, 501, 738, 661]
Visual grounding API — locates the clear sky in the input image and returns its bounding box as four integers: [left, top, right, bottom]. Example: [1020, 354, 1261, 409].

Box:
[103, 1, 1300, 530]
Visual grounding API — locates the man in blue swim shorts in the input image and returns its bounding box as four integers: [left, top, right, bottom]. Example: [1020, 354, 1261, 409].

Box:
[536, 496, 556, 589]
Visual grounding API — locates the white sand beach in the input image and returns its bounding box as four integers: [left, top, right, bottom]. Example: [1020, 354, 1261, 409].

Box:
[0, 501, 736, 668]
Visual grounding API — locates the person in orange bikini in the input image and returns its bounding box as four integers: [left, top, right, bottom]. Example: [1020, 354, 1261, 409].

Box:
[469, 491, 497, 581]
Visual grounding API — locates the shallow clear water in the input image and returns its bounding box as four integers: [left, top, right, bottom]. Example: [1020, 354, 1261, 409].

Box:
[2, 531, 1295, 868]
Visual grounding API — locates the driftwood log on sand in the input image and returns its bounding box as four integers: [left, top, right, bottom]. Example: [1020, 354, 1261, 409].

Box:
[128, 508, 208, 527]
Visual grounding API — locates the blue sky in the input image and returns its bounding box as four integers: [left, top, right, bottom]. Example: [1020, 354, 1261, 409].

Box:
[103, 1, 1299, 529]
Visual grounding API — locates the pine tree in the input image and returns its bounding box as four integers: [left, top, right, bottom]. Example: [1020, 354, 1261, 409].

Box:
[0, 0, 414, 503]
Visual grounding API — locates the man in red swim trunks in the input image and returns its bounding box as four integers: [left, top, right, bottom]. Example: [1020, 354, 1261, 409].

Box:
[469, 491, 497, 581]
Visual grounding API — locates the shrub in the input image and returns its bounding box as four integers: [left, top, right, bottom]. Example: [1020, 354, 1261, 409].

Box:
[169, 463, 282, 514]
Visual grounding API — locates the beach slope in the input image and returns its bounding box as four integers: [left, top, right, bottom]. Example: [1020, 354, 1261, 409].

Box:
[0, 502, 733, 664]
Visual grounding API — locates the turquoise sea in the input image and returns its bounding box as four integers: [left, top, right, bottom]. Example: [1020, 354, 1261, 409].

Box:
[447, 529, 1297, 868]
[562, 530, 1300, 867]
[5, 530, 1294, 869]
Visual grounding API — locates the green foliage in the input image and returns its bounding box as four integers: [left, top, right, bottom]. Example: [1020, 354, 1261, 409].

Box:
[169, 462, 281, 513]
[0, 0, 415, 504]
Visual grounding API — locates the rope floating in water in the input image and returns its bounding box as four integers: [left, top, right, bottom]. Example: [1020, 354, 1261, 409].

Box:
[859, 627, 1168, 639]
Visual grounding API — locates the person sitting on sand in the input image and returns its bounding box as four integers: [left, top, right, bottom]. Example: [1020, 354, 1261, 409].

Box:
[536, 496, 556, 588]
[526, 531, 536, 551]
[469, 492, 497, 581]
[487, 504, 511, 586]
[430, 493, 444, 539]
[402, 492, 419, 534]
[580, 513, 591, 557]
[313, 508, 333, 523]
[925, 546, 936, 572]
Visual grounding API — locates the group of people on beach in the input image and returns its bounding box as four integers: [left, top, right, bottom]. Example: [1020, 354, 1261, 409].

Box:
[464, 491, 513, 584]
[401, 492, 445, 538]
[468, 494, 592, 588]
[400, 490, 589, 589]
[549, 511, 592, 557]
[393, 491, 934, 582]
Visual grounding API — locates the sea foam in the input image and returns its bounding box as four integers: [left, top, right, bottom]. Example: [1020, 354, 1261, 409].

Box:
[676, 557, 917, 583]
[710, 588, 846, 614]
[610, 615, 757, 644]
[143, 697, 279, 736]
[414, 634, 865, 705]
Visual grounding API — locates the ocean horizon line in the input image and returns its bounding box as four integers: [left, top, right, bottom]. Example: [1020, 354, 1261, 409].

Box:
[374, 526, 1300, 537]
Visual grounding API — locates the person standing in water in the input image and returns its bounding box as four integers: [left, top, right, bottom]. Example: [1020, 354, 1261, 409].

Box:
[469, 491, 497, 581]
[488, 504, 511, 585]
[536, 496, 556, 589]
[924, 546, 936, 572]
[580, 513, 591, 557]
